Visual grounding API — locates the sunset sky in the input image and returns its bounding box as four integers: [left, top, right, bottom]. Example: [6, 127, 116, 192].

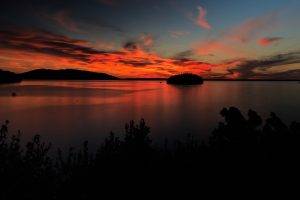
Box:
[0, 0, 299, 79]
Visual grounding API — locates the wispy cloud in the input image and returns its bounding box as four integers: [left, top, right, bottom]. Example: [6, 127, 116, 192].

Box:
[169, 31, 190, 38]
[172, 50, 194, 59]
[196, 6, 211, 30]
[47, 11, 80, 32]
[228, 12, 278, 43]
[226, 51, 300, 79]
[194, 12, 279, 58]
[42, 8, 123, 33]
[90, 40, 115, 51]
[195, 39, 244, 57]
[123, 33, 154, 51]
[0, 28, 92, 62]
[1, 28, 298, 79]
[139, 34, 154, 47]
[257, 37, 283, 46]
[0, 28, 213, 78]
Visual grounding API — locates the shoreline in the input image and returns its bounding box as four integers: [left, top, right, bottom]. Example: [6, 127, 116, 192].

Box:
[3, 78, 299, 82]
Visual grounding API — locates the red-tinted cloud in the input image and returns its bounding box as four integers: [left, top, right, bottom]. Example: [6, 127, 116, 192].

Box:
[195, 39, 242, 57]
[196, 6, 211, 30]
[0, 29, 214, 78]
[1, 28, 297, 79]
[257, 37, 283, 46]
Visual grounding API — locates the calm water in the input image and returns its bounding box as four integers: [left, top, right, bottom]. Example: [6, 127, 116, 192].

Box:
[0, 80, 300, 148]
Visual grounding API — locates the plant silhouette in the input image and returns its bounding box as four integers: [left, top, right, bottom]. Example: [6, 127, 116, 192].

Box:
[0, 107, 300, 199]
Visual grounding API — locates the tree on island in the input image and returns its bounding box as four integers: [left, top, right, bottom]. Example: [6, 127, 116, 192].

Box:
[167, 73, 203, 85]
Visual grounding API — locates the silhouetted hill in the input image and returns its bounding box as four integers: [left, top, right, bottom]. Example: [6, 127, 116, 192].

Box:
[0, 69, 22, 84]
[167, 73, 203, 85]
[21, 69, 119, 80]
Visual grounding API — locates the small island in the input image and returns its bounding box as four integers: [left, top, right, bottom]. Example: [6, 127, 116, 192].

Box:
[166, 73, 204, 85]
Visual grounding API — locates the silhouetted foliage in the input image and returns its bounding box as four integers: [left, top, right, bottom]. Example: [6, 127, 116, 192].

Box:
[1, 108, 300, 199]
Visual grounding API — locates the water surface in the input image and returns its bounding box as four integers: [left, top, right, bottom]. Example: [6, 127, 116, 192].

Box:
[0, 80, 299, 148]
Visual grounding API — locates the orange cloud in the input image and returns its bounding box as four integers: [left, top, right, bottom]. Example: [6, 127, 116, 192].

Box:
[195, 40, 243, 57]
[196, 6, 211, 30]
[1, 28, 296, 79]
[0, 29, 214, 78]
[257, 37, 283, 46]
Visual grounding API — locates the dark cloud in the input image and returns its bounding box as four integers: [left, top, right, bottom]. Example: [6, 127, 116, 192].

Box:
[123, 41, 139, 51]
[122, 33, 154, 51]
[1, 27, 298, 79]
[0, 0, 124, 33]
[172, 50, 194, 59]
[0, 28, 213, 76]
[229, 51, 300, 79]
[0, 28, 108, 62]
[260, 69, 300, 79]
[119, 60, 153, 67]
[172, 58, 205, 66]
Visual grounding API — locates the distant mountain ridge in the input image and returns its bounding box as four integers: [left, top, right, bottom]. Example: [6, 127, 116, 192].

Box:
[20, 69, 119, 80]
[0, 69, 22, 84]
[1, 69, 299, 83]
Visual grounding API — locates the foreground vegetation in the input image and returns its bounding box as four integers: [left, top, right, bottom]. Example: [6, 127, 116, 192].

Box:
[1, 107, 300, 199]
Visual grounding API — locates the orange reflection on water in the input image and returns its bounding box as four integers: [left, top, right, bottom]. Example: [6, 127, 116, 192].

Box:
[0, 80, 299, 147]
